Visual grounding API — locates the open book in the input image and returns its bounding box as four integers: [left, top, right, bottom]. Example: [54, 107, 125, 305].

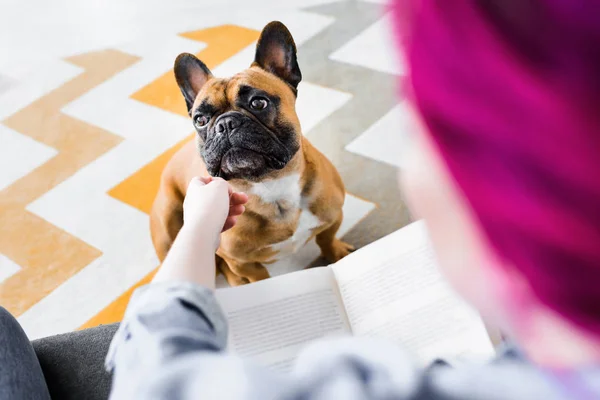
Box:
[215, 221, 495, 372]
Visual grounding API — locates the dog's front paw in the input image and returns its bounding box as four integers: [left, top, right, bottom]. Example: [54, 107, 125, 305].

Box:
[322, 239, 355, 263]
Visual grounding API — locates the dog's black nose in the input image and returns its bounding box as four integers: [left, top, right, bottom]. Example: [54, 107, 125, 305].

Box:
[215, 116, 240, 134]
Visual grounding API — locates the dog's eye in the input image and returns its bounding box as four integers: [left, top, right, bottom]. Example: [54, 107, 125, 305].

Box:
[250, 97, 268, 110]
[194, 115, 209, 128]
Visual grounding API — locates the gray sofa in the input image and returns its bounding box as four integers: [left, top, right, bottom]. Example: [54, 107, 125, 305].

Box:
[32, 324, 118, 400]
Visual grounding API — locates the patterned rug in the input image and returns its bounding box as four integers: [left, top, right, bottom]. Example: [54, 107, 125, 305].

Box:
[0, 0, 412, 339]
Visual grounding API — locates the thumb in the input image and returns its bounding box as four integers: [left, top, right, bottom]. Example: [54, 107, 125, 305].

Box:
[205, 178, 231, 202]
[197, 176, 213, 185]
[187, 176, 209, 192]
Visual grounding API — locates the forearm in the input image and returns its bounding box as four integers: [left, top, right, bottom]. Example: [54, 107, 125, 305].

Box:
[152, 224, 218, 289]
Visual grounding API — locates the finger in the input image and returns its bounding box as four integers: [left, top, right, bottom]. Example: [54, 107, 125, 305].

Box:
[230, 192, 249, 205]
[188, 177, 207, 190]
[207, 178, 231, 195]
[198, 176, 212, 185]
[228, 204, 245, 217]
[222, 216, 237, 232]
[207, 177, 228, 187]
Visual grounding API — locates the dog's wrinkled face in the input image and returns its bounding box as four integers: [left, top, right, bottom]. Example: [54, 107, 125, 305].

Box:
[174, 21, 302, 181]
[190, 70, 301, 180]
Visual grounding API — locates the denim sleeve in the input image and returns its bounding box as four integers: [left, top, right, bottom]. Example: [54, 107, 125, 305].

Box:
[104, 281, 576, 400]
[105, 281, 229, 373]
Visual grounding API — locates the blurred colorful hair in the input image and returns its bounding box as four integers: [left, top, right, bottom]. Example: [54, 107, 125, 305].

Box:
[392, 0, 600, 335]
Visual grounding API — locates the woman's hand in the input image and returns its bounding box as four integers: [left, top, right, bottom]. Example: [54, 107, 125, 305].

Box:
[152, 177, 248, 288]
[183, 176, 249, 250]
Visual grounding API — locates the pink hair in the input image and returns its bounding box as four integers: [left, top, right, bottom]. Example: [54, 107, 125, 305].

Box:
[392, 1, 600, 335]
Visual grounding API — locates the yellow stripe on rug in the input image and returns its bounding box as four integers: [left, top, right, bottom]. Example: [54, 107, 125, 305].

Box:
[0, 51, 138, 316]
[80, 25, 260, 329]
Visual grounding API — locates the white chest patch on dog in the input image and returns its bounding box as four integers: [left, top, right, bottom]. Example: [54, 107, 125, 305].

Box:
[270, 208, 321, 259]
[250, 173, 323, 260]
[250, 173, 302, 207]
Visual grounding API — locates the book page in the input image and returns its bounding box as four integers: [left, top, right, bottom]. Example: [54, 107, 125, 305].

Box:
[215, 267, 351, 372]
[332, 221, 494, 365]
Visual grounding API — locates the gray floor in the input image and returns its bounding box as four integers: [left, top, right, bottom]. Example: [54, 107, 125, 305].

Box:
[300, 2, 412, 249]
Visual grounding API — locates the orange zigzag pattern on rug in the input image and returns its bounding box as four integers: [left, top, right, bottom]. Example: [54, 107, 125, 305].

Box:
[0, 51, 139, 316]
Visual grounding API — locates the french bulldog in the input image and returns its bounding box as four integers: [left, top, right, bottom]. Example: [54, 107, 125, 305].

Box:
[150, 21, 354, 285]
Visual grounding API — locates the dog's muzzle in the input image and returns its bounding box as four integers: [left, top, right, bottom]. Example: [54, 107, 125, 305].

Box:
[201, 111, 293, 180]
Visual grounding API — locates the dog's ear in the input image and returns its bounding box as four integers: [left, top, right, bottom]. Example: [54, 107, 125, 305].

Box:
[253, 21, 302, 90]
[174, 53, 212, 112]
